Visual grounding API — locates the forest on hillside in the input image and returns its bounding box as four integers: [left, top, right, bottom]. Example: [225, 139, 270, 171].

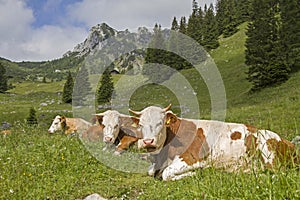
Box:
[144, 0, 300, 90]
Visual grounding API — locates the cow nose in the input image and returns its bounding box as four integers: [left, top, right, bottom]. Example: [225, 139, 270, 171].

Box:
[105, 137, 113, 142]
[143, 139, 154, 146]
[48, 130, 53, 134]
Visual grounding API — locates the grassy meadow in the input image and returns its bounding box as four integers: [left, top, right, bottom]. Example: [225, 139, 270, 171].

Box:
[1, 23, 300, 199]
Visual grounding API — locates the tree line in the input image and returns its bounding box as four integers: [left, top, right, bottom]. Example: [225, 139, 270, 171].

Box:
[144, 0, 299, 90]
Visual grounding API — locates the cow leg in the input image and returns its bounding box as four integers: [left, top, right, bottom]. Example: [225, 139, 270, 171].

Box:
[162, 155, 206, 181]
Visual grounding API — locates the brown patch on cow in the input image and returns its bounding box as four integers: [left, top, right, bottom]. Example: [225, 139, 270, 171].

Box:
[180, 128, 210, 165]
[82, 125, 103, 142]
[266, 138, 299, 166]
[245, 134, 258, 157]
[230, 131, 242, 140]
[245, 125, 257, 133]
[116, 135, 139, 152]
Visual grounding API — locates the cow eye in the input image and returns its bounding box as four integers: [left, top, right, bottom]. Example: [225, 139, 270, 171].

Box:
[114, 124, 118, 129]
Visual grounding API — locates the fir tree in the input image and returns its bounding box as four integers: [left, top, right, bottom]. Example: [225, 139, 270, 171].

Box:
[279, 0, 300, 72]
[62, 71, 74, 103]
[179, 17, 187, 34]
[0, 62, 8, 93]
[97, 68, 114, 104]
[202, 4, 220, 50]
[26, 107, 38, 125]
[216, 0, 239, 37]
[186, 0, 203, 44]
[72, 65, 92, 106]
[245, 0, 289, 90]
[171, 17, 179, 31]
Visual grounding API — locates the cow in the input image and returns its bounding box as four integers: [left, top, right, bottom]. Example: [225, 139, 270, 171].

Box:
[94, 110, 142, 155]
[129, 104, 300, 181]
[48, 115, 92, 135]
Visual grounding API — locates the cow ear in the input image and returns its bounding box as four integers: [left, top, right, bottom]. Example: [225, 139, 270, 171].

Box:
[165, 112, 177, 125]
[130, 117, 140, 126]
[94, 114, 104, 124]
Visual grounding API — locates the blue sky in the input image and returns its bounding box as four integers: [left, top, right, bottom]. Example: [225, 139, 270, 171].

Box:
[0, 0, 215, 61]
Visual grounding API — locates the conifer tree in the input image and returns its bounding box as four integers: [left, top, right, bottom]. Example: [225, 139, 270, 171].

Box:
[186, 0, 203, 44]
[26, 107, 38, 125]
[245, 0, 289, 90]
[97, 68, 114, 104]
[202, 4, 219, 50]
[0, 63, 8, 93]
[279, 0, 300, 72]
[179, 17, 187, 34]
[216, 0, 238, 37]
[72, 65, 92, 106]
[171, 17, 179, 31]
[62, 71, 74, 103]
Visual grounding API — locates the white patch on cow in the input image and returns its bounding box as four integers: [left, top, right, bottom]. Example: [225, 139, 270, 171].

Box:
[256, 130, 281, 164]
[162, 155, 207, 181]
[48, 115, 62, 133]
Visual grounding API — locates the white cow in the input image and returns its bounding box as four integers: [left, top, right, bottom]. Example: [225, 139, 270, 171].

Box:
[129, 104, 299, 181]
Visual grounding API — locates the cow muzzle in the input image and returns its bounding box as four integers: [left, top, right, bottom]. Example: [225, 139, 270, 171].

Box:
[140, 138, 158, 152]
[104, 136, 113, 143]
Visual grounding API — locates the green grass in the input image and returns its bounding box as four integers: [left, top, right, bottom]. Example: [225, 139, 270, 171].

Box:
[1, 22, 300, 199]
[1, 126, 299, 199]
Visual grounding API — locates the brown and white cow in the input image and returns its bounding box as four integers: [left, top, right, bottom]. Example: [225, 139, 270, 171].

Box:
[94, 110, 142, 155]
[48, 115, 92, 135]
[129, 105, 300, 181]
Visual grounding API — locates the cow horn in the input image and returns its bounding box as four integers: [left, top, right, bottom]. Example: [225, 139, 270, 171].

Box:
[128, 109, 142, 116]
[163, 104, 172, 112]
[94, 113, 104, 116]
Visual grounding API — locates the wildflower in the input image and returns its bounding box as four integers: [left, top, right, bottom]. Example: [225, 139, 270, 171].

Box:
[9, 189, 14, 194]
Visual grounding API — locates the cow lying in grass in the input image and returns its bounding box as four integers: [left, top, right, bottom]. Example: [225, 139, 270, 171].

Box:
[48, 115, 92, 135]
[129, 104, 300, 181]
[94, 110, 142, 155]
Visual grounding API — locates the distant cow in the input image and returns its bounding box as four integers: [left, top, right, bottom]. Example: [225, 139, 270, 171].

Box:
[48, 115, 92, 135]
[95, 110, 142, 154]
[129, 105, 300, 181]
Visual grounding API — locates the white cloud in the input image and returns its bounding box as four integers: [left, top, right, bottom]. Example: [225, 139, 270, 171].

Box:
[0, 0, 87, 61]
[67, 0, 193, 30]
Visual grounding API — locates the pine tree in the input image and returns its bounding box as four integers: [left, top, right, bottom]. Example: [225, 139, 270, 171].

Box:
[179, 17, 187, 34]
[62, 71, 74, 103]
[72, 65, 92, 106]
[26, 107, 38, 125]
[216, 0, 239, 37]
[202, 4, 219, 50]
[279, 0, 300, 72]
[0, 62, 8, 93]
[97, 68, 114, 104]
[186, 0, 203, 44]
[245, 0, 289, 90]
[171, 17, 179, 31]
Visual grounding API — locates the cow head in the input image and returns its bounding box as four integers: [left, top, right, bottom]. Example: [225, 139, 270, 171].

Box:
[48, 115, 66, 133]
[95, 110, 123, 144]
[129, 104, 171, 153]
